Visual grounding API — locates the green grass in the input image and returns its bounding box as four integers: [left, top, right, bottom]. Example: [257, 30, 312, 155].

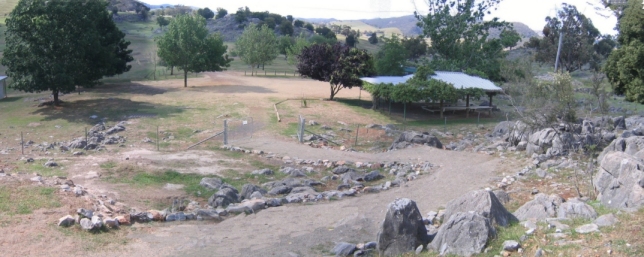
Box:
[0, 186, 61, 215]
[15, 159, 67, 177]
[56, 224, 129, 252]
[103, 166, 217, 197]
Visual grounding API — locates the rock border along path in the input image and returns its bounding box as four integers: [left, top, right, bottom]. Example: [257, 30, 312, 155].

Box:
[116, 141, 506, 257]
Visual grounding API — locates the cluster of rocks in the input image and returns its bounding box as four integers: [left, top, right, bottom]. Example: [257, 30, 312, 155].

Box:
[388, 131, 443, 151]
[358, 186, 615, 257]
[67, 122, 127, 151]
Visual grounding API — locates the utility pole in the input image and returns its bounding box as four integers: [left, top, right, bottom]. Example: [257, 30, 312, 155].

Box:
[554, 30, 563, 73]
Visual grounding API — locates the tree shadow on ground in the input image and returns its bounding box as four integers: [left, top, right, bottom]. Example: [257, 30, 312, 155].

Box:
[31, 98, 184, 125]
[0, 97, 22, 103]
[188, 85, 276, 94]
[85, 82, 171, 96]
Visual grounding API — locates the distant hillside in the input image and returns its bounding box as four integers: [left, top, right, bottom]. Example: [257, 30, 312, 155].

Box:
[143, 3, 174, 9]
[301, 18, 337, 24]
[360, 15, 422, 36]
[329, 20, 403, 38]
[207, 15, 314, 42]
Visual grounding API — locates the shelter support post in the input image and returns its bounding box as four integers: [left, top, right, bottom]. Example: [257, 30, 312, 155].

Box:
[466, 94, 470, 118]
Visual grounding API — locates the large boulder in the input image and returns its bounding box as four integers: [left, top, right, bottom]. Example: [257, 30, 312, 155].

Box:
[389, 131, 442, 150]
[513, 193, 563, 221]
[598, 136, 644, 162]
[526, 128, 558, 155]
[377, 198, 428, 256]
[594, 151, 644, 209]
[557, 198, 598, 219]
[442, 190, 516, 227]
[200, 177, 223, 190]
[208, 187, 240, 208]
[430, 211, 496, 256]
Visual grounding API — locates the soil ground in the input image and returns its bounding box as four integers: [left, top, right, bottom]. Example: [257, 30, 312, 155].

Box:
[0, 72, 519, 257]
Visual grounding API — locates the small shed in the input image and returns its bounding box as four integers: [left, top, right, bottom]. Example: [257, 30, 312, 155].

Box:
[0, 76, 7, 99]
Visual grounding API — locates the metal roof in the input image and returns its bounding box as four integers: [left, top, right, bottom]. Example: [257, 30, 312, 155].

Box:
[360, 71, 502, 92]
[0, 76, 7, 81]
[431, 71, 502, 92]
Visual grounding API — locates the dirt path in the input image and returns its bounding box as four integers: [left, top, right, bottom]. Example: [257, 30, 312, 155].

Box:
[118, 139, 513, 257]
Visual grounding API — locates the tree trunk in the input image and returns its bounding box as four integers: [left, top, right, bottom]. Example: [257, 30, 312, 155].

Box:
[466, 94, 470, 118]
[53, 90, 60, 106]
[184, 70, 188, 87]
[171, 66, 174, 75]
[440, 99, 444, 118]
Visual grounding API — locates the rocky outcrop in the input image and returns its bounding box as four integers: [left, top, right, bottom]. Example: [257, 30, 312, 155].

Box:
[594, 151, 644, 209]
[430, 211, 496, 256]
[557, 198, 598, 219]
[442, 190, 517, 227]
[389, 131, 442, 150]
[208, 187, 240, 208]
[377, 198, 428, 256]
[240, 184, 266, 200]
[598, 136, 644, 161]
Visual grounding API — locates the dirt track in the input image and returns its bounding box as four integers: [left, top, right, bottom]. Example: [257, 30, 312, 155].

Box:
[118, 142, 513, 257]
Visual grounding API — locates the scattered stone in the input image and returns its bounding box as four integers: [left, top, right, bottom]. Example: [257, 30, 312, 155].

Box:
[557, 198, 597, 219]
[77, 208, 93, 219]
[30, 176, 42, 182]
[333, 166, 354, 175]
[415, 245, 423, 255]
[493, 190, 511, 205]
[503, 240, 521, 252]
[240, 184, 267, 200]
[443, 190, 517, 227]
[575, 223, 599, 234]
[149, 210, 165, 221]
[513, 193, 562, 221]
[115, 214, 131, 225]
[377, 198, 428, 256]
[594, 151, 644, 209]
[430, 211, 496, 256]
[251, 168, 274, 175]
[58, 215, 75, 227]
[80, 218, 93, 230]
[332, 242, 357, 256]
[44, 160, 58, 167]
[389, 131, 442, 150]
[90, 216, 103, 229]
[200, 177, 223, 190]
[208, 187, 240, 208]
[104, 218, 119, 228]
[594, 213, 618, 227]
[364, 171, 383, 182]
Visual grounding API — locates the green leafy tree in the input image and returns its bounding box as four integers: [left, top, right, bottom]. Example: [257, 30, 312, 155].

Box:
[215, 8, 227, 19]
[294, 19, 304, 28]
[279, 20, 294, 36]
[287, 34, 311, 64]
[304, 23, 314, 31]
[363, 82, 393, 109]
[278, 36, 294, 60]
[264, 17, 276, 29]
[286, 15, 294, 22]
[401, 36, 428, 60]
[368, 33, 378, 44]
[499, 29, 521, 50]
[297, 43, 375, 100]
[235, 24, 279, 74]
[157, 14, 231, 87]
[197, 7, 215, 20]
[157, 16, 170, 29]
[1, 0, 133, 106]
[345, 34, 358, 47]
[605, 0, 644, 103]
[524, 3, 600, 72]
[234, 7, 249, 23]
[375, 35, 409, 76]
[391, 82, 423, 122]
[309, 34, 337, 45]
[416, 0, 510, 81]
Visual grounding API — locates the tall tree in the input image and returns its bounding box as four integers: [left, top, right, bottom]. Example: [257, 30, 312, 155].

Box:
[156, 16, 169, 29]
[279, 20, 294, 36]
[375, 35, 408, 76]
[293, 19, 304, 28]
[368, 33, 379, 44]
[235, 24, 279, 74]
[286, 15, 294, 22]
[345, 34, 358, 47]
[499, 28, 521, 50]
[215, 8, 227, 19]
[1, 0, 133, 106]
[524, 3, 601, 73]
[278, 36, 294, 60]
[605, 0, 644, 103]
[297, 43, 375, 100]
[401, 36, 428, 60]
[416, 0, 509, 81]
[157, 14, 231, 87]
[287, 34, 311, 64]
[197, 7, 215, 20]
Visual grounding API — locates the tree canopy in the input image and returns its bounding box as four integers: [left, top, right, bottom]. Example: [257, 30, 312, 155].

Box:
[1, 0, 133, 105]
[605, 0, 644, 103]
[401, 36, 428, 60]
[524, 3, 601, 73]
[287, 34, 311, 64]
[156, 16, 170, 29]
[157, 14, 231, 87]
[499, 29, 521, 50]
[215, 8, 227, 19]
[345, 34, 358, 47]
[375, 35, 408, 76]
[197, 7, 215, 20]
[416, 0, 509, 81]
[279, 20, 294, 36]
[294, 19, 304, 28]
[368, 33, 378, 44]
[235, 23, 279, 73]
[297, 43, 375, 100]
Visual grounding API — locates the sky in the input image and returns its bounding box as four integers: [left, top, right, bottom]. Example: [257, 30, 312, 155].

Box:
[142, 0, 619, 35]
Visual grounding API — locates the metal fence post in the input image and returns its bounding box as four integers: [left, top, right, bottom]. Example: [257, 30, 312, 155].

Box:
[85, 127, 88, 146]
[157, 126, 159, 151]
[223, 119, 228, 145]
[354, 124, 359, 146]
[21, 132, 24, 155]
